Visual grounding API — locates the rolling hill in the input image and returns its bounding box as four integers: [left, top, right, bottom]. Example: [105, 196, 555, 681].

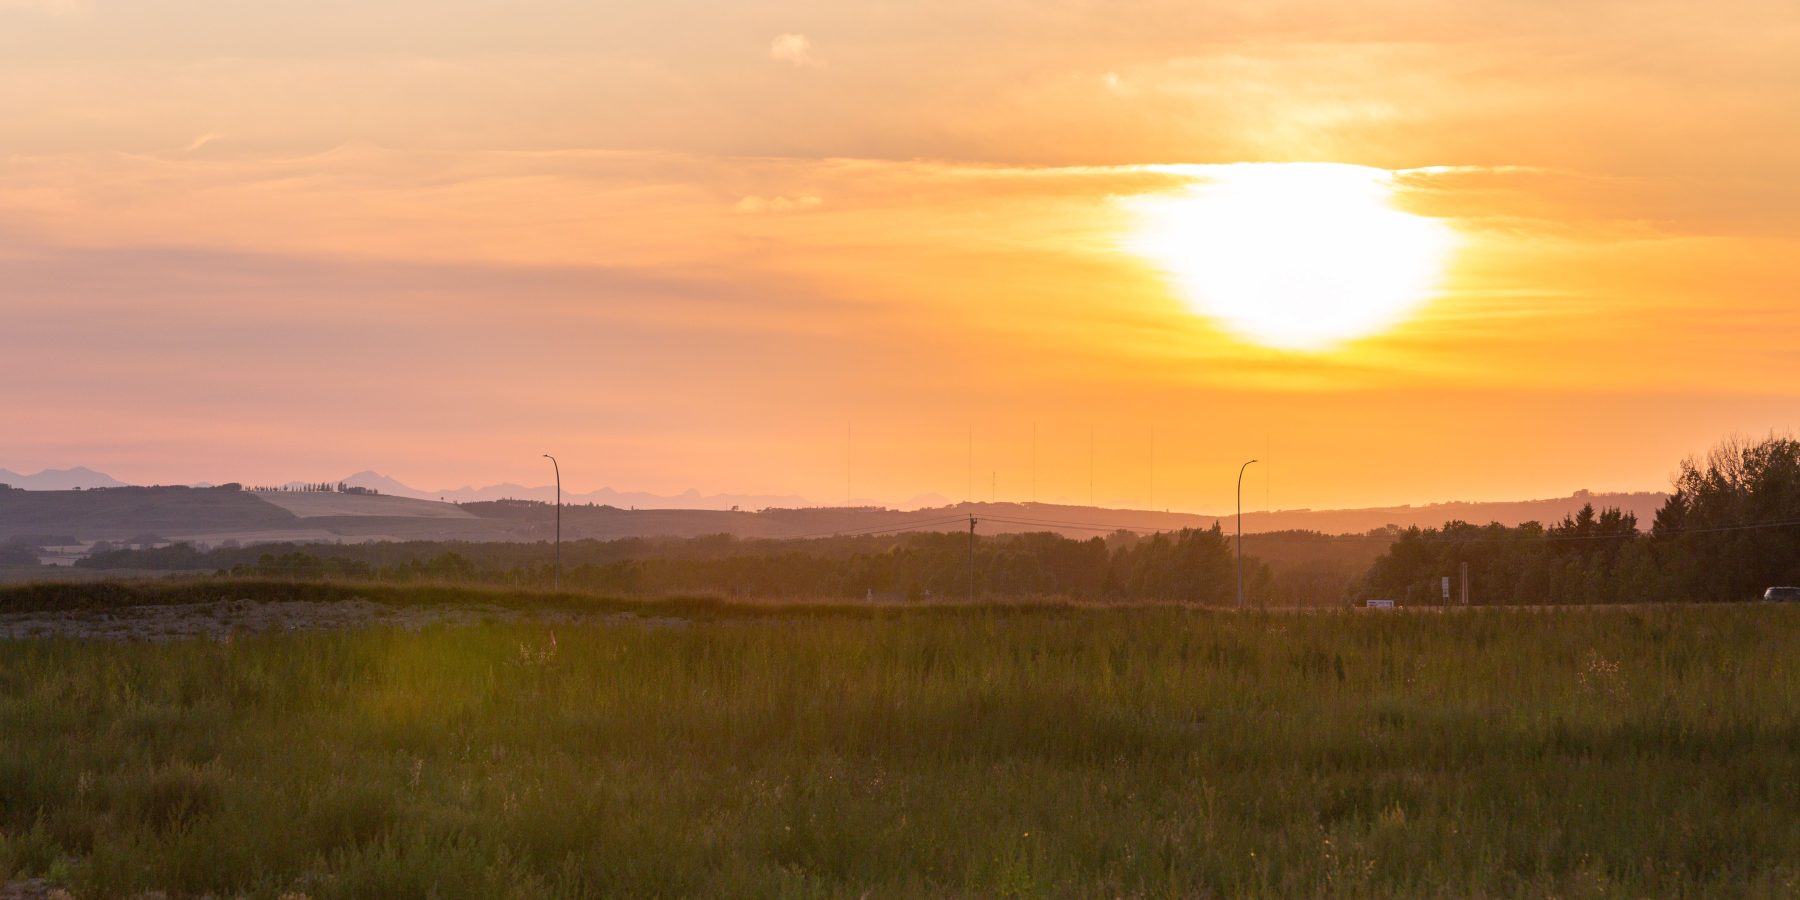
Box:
[1, 482, 1669, 549]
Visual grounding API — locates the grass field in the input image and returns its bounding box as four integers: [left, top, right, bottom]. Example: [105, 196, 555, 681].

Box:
[3, 592, 1798, 897]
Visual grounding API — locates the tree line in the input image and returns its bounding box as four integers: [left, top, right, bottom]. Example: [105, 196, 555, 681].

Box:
[243, 482, 378, 494]
[1360, 435, 1800, 603]
[77, 526, 1276, 603]
[65, 435, 1800, 605]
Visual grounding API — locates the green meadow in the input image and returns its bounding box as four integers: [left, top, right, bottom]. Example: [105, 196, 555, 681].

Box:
[3, 593, 1799, 897]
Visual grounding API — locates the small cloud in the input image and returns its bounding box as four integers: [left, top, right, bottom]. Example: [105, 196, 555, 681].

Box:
[1100, 71, 1138, 97]
[769, 33, 822, 68]
[183, 133, 223, 153]
[733, 194, 823, 214]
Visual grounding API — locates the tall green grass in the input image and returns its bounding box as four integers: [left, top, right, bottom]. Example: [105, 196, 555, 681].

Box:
[3, 604, 1799, 897]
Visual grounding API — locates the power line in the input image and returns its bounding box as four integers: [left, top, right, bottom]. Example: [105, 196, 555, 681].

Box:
[980, 514, 1135, 533]
[777, 514, 973, 541]
[972, 512, 1800, 545]
[68, 513, 1800, 581]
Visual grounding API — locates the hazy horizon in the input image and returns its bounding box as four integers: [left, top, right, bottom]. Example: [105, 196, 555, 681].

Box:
[0, 461, 1674, 519]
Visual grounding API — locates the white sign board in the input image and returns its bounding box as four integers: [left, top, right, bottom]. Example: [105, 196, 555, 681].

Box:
[1441, 576, 1451, 600]
[1366, 599, 1396, 609]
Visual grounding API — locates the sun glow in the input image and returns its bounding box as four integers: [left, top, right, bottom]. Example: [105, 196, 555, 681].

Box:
[1124, 163, 1457, 351]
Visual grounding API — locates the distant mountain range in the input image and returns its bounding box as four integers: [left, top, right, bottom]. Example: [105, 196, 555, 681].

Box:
[326, 470, 813, 511]
[2, 466, 1671, 539]
[0, 465, 805, 509]
[0, 466, 130, 491]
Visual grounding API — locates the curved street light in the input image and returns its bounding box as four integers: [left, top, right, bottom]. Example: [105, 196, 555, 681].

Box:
[1237, 459, 1258, 608]
[542, 454, 561, 591]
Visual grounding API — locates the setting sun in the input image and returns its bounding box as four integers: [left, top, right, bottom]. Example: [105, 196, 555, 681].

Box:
[1124, 163, 1458, 351]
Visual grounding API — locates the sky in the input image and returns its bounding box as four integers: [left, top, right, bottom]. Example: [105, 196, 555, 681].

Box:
[4, 0, 1799, 513]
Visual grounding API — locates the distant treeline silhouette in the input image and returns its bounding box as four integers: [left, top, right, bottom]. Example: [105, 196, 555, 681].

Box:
[243, 482, 379, 494]
[66, 435, 1800, 604]
[77, 527, 1278, 603]
[1361, 434, 1800, 603]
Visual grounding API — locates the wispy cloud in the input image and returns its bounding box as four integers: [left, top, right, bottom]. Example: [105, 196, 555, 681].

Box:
[733, 194, 822, 214]
[769, 33, 822, 68]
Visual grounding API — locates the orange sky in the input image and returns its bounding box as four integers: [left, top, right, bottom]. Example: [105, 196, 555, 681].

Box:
[4, 0, 1798, 512]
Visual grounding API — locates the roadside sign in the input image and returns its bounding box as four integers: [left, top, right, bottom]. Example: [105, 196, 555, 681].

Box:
[1441, 577, 1451, 600]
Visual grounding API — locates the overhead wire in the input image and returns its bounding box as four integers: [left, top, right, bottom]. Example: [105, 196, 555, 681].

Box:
[771, 514, 973, 541]
[962, 511, 1800, 546]
[60, 503, 1800, 568]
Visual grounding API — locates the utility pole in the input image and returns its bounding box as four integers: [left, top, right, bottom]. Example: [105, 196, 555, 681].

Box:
[1461, 561, 1469, 606]
[542, 454, 561, 591]
[1237, 459, 1258, 609]
[968, 514, 977, 603]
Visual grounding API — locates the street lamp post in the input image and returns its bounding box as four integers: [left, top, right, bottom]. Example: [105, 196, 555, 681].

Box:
[542, 454, 561, 591]
[967, 514, 977, 603]
[1236, 459, 1258, 609]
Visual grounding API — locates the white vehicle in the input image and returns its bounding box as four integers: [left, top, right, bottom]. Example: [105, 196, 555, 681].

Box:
[1762, 586, 1800, 602]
